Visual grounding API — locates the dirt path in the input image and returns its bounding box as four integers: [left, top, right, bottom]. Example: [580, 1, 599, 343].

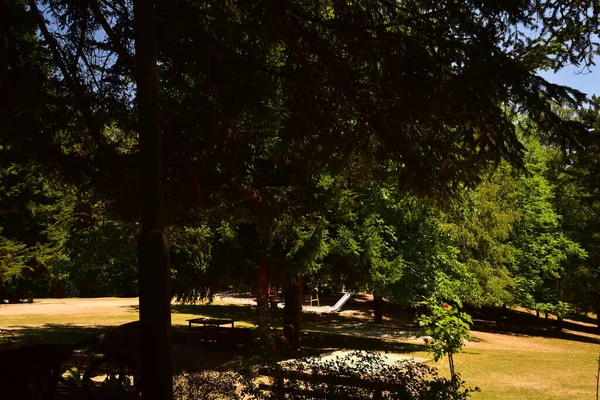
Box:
[0, 297, 139, 316]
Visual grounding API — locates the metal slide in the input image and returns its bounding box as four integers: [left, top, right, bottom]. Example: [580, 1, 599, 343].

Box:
[328, 290, 355, 313]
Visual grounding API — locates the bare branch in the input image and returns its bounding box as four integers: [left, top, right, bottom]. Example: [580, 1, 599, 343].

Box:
[71, 6, 88, 78]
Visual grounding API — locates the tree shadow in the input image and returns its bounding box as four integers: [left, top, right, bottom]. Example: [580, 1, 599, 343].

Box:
[0, 324, 103, 348]
[566, 312, 597, 326]
[304, 308, 413, 325]
[0, 323, 253, 374]
[469, 307, 600, 345]
[301, 330, 426, 354]
[128, 303, 266, 326]
[153, 301, 600, 347]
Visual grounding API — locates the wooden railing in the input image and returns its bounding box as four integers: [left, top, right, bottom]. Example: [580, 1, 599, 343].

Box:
[258, 367, 410, 400]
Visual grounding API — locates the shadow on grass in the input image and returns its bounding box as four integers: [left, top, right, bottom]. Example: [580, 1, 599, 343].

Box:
[167, 303, 417, 341]
[127, 303, 264, 326]
[168, 301, 600, 347]
[0, 322, 425, 380]
[302, 330, 426, 354]
[166, 303, 425, 358]
[304, 309, 413, 328]
[470, 307, 600, 345]
[566, 312, 597, 326]
[0, 323, 254, 373]
[0, 324, 104, 348]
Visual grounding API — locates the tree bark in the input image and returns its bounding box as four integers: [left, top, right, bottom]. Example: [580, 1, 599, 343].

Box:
[555, 315, 563, 332]
[495, 307, 503, 330]
[134, 0, 173, 398]
[257, 257, 271, 331]
[283, 276, 303, 346]
[448, 352, 456, 380]
[373, 294, 383, 324]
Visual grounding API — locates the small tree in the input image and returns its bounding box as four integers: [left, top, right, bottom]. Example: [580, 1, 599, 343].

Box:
[417, 298, 472, 379]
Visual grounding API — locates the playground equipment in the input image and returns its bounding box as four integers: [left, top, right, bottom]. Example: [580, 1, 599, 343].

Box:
[248, 285, 282, 308]
[304, 288, 320, 307]
[329, 290, 354, 313]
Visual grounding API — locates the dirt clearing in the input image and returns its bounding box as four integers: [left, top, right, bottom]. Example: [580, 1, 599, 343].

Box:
[0, 297, 139, 317]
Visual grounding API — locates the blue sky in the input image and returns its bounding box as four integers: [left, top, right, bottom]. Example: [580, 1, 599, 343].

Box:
[537, 65, 599, 97]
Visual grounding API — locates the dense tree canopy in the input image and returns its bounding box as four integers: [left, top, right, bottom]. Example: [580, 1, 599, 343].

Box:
[2, 0, 600, 394]
[3, 0, 597, 208]
[553, 96, 600, 322]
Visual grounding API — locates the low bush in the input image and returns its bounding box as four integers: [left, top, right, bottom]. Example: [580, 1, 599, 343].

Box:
[262, 351, 475, 400]
[173, 370, 244, 400]
[172, 351, 476, 399]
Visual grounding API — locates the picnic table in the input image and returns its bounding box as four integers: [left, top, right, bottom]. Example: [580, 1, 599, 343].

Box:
[187, 317, 235, 331]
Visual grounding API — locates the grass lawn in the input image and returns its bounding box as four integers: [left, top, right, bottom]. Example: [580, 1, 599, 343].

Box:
[0, 297, 597, 399]
[438, 331, 598, 399]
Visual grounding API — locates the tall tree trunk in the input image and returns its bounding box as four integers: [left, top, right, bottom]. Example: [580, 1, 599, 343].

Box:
[283, 275, 303, 346]
[373, 293, 383, 324]
[134, 0, 172, 398]
[257, 257, 271, 332]
[555, 315, 563, 332]
[448, 352, 456, 380]
[495, 307, 503, 330]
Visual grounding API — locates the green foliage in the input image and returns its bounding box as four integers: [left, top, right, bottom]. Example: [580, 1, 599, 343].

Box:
[61, 367, 82, 385]
[1, 0, 599, 325]
[101, 370, 132, 389]
[4, 0, 596, 218]
[0, 233, 28, 281]
[324, 186, 404, 293]
[444, 173, 517, 308]
[552, 97, 600, 319]
[174, 353, 478, 399]
[381, 195, 469, 305]
[435, 131, 587, 312]
[0, 159, 72, 287]
[552, 301, 571, 319]
[507, 136, 586, 309]
[170, 225, 213, 291]
[416, 299, 472, 366]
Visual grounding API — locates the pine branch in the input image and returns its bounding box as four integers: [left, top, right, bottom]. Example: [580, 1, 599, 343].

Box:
[88, 0, 135, 71]
[88, 0, 207, 200]
[28, 0, 113, 156]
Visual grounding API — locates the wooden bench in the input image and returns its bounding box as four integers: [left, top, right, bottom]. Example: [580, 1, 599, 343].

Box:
[173, 327, 253, 345]
[258, 367, 409, 400]
[187, 317, 234, 330]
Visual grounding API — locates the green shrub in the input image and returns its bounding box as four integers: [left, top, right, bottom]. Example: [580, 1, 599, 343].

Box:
[172, 351, 476, 399]
[416, 298, 472, 379]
